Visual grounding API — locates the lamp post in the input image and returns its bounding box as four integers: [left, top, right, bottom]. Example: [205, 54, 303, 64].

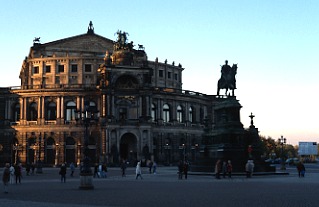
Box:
[182, 144, 186, 163]
[55, 143, 59, 166]
[164, 143, 169, 165]
[76, 100, 98, 190]
[194, 143, 199, 162]
[13, 143, 19, 164]
[278, 135, 286, 170]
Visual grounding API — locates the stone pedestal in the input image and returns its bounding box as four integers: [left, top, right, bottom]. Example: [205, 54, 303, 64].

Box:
[79, 173, 94, 190]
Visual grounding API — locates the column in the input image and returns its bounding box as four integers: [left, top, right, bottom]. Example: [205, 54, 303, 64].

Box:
[41, 96, 45, 124]
[102, 95, 106, 117]
[61, 96, 64, 120]
[19, 98, 24, 120]
[57, 97, 60, 119]
[76, 96, 81, 111]
[38, 97, 41, 121]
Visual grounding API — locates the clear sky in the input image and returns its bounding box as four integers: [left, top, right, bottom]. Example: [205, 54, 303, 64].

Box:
[1, 0, 318, 145]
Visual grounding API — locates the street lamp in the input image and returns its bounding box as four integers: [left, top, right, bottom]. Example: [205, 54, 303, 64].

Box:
[182, 144, 186, 162]
[164, 143, 170, 165]
[278, 135, 286, 170]
[13, 143, 19, 164]
[55, 143, 59, 166]
[76, 100, 99, 190]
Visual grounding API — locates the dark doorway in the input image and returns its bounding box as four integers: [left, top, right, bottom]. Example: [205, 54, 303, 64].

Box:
[46, 137, 55, 166]
[65, 137, 76, 164]
[120, 133, 137, 165]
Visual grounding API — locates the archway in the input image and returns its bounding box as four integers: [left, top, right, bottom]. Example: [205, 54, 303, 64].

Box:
[46, 137, 55, 166]
[120, 133, 137, 165]
[65, 137, 76, 164]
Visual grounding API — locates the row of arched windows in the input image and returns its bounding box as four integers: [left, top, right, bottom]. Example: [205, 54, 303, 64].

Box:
[151, 103, 202, 123]
[11, 101, 97, 122]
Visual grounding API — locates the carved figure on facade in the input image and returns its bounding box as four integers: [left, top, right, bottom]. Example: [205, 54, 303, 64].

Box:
[217, 60, 237, 96]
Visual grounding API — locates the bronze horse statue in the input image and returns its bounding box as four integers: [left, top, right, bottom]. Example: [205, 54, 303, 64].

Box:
[217, 64, 237, 96]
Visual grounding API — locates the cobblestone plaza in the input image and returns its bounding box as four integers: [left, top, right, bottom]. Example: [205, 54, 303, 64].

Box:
[1, 164, 319, 207]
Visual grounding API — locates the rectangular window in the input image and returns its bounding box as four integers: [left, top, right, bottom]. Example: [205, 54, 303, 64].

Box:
[58, 65, 64, 73]
[174, 73, 178, 80]
[33, 66, 39, 74]
[159, 70, 163, 77]
[55, 76, 60, 84]
[168, 72, 171, 79]
[85, 64, 92, 72]
[71, 64, 78, 73]
[45, 65, 51, 73]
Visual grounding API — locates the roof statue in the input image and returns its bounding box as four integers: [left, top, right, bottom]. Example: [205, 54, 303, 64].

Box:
[114, 30, 133, 51]
[87, 21, 94, 34]
[217, 60, 237, 96]
[33, 37, 40, 44]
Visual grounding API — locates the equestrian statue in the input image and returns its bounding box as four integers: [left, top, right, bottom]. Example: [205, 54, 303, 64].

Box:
[217, 60, 237, 96]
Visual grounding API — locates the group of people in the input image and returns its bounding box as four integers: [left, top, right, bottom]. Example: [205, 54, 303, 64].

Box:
[58, 162, 76, 183]
[215, 159, 233, 179]
[147, 160, 157, 174]
[178, 160, 190, 179]
[2, 162, 24, 193]
[215, 159, 256, 179]
[135, 160, 159, 179]
[93, 163, 108, 178]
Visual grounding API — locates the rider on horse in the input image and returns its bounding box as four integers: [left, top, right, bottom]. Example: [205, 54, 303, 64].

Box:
[217, 60, 237, 96]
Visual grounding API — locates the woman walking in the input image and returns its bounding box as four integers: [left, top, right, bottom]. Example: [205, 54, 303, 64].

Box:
[2, 163, 10, 193]
[135, 162, 143, 180]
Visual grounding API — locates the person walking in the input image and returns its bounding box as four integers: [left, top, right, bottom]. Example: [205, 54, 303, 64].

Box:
[227, 160, 233, 178]
[59, 164, 67, 183]
[14, 164, 22, 184]
[245, 160, 254, 178]
[26, 163, 31, 176]
[31, 162, 35, 175]
[183, 161, 189, 180]
[215, 159, 221, 179]
[135, 162, 143, 180]
[153, 161, 157, 174]
[297, 162, 305, 177]
[178, 160, 184, 179]
[94, 163, 99, 178]
[2, 163, 10, 194]
[102, 163, 107, 178]
[148, 160, 153, 174]
[70, 162, 75, 177]
[121, 160, 127, 177]
[222, 161, 227, 178]
[9, 164, 14, 184]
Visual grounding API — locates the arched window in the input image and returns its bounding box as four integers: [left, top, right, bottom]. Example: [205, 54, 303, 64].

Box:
[29, 102, 37, 121]
[189, 106, 194, 123]
[177, 105, 183, 123]
[88, 101, 98, 119]
[151, 103, 156, 121]
[13, 103, 20, 121]
[65, 101, 76, 121]
[46, 102, 57, 120]
[163, 104, 170, 123]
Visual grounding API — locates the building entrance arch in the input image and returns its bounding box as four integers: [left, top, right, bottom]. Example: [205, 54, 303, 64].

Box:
[120, 133, 137, 164]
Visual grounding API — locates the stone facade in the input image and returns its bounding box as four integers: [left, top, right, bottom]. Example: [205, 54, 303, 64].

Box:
[0, 23, 245, 167]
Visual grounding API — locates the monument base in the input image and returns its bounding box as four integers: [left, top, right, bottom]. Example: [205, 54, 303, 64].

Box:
[79, 173, 94, 190]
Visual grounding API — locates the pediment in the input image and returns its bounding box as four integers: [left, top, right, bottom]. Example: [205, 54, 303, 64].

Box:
[40, 33, 114, 53]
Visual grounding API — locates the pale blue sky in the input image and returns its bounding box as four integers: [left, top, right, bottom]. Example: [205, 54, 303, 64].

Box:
[1, 0, 318, 145]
